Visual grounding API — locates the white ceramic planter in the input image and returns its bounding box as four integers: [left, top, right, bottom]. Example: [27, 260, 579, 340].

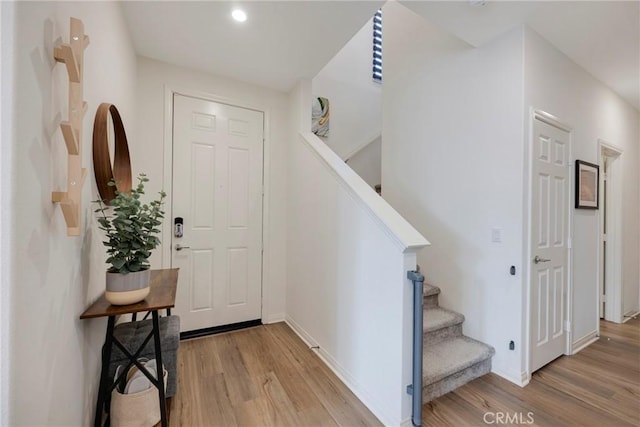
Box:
[105, 269, 151, 305]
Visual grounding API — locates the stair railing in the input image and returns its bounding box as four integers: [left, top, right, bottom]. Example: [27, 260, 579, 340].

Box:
[407, 269, 425, 427]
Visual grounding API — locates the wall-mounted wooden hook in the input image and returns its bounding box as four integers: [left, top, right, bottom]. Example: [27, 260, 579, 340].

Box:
[51, 17, 89, 237]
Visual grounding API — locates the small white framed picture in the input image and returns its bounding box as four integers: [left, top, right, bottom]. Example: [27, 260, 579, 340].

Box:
[575, 160, 599, 209]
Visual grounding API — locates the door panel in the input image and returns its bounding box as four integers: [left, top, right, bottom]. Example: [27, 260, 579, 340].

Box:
[227, 248, 249, 305]
[172, 94, 264, 332]
[228, 147, 250, 228]
[530, 116, 570, 373]
[192, 143, 215, 228]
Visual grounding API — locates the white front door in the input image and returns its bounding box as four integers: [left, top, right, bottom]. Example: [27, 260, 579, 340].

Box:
[530, 114, 570, 373]
[171, 94, 264, 332]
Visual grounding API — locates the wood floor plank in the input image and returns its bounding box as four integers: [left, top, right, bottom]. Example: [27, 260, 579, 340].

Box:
[170, 322, 380, 426]
[261, 327, 334, 414]
[233, 396, 275, 427]
[302, 365, 382, 427]
[205, 373, 240, 427]
[294, 407, 340, 427]
[170, 344, 206, 426]
[264, 323, 382, 427]
[218, 332, 259, 404]
[255, 371, 302, 427]
[171, 319, 638, 426]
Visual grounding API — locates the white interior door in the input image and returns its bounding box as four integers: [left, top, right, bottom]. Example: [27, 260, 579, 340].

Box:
[172, 94, 264, 332]
[530, 115, 570, 373]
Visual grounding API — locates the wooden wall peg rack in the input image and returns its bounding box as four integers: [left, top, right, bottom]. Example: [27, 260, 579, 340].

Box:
[51, 17, 90, 236]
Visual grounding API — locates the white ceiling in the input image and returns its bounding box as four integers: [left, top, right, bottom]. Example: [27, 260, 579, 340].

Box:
[121, 1, 639, 110]
[399, 1, 640, 111]
[121, 1, 383, 92]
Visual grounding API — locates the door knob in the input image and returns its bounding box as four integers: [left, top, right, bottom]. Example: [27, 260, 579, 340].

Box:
[534, 255, 550, 264]
[175, 244, 191, 251]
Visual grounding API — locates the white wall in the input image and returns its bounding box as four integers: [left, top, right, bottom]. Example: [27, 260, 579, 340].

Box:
[8, 2, 137, 424]
[312, 18, 381, 160]
[523, 28, 640, 336]
[287, 80, 428, 426]
[381, 1, 470, 87]
[347, 135, 382, 188]
[383, 27, 527, 384]
[134, 57, 289, 322]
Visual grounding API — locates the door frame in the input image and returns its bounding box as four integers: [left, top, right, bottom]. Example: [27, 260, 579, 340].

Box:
[162, 86, 272, 323]
[597, 139, 623, 324]
[525, 109, 574, 379]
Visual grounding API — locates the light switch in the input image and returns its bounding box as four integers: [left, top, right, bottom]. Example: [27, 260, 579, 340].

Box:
[491, 227, 502, 243]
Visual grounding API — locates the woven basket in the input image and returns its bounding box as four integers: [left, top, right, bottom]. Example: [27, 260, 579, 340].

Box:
[111, 363, 168, 427]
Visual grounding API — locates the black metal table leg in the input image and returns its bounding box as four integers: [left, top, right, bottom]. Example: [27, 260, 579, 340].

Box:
[152, 311, 168, 426]
[95, 316, 116, 427]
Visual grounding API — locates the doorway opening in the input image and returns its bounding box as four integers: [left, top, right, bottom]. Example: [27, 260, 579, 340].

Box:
[598, 141, 623, 324]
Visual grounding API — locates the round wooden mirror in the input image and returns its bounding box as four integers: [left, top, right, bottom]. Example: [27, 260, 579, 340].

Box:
[92, 103, 132, 204]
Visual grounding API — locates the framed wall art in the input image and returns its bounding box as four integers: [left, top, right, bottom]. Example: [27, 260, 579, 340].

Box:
[575, 160, 599, 209]
[311, 96, 330, 137]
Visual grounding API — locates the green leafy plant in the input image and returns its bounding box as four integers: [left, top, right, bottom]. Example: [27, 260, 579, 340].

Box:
[94, 173, 166, 273]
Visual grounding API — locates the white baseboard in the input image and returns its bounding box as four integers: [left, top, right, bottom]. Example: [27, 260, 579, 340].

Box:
[492, 367, 529, 387]
[572, 331, 599, 354]
[284, 315, 317, 347]
[623, 311, 640, 323]
[262, 312, 286, 324]
[285, 315, 401, 427]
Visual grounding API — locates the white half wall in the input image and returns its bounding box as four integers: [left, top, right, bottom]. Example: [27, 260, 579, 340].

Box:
[8, 2, 137, 424]
[523, 28, 640, 333]
[287, 134, 425, 426]
[312, 18, 381, 160]
[288, 80, 429, 426]
[135, 57, 289, 323]
[383, 27, 527, 384]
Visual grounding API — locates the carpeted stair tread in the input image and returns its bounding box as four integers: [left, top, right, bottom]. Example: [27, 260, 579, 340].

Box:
[423, 336, 495, 385]
[424, 284, 440, 297]
[423, 307, 464, 333]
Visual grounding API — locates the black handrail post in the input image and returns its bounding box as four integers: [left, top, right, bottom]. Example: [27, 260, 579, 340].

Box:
[407, 269, 424, 427]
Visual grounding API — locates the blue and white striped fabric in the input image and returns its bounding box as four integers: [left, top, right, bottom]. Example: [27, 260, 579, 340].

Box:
[373, 9, 382, 82]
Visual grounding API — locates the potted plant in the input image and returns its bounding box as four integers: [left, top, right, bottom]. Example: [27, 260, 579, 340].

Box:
[94, 173, 166, 305]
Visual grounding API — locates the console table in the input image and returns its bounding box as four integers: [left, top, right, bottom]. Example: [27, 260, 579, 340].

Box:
[81, 268, 178, 427]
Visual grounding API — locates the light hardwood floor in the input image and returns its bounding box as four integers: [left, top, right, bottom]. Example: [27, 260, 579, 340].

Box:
[424, 318, 640, 426]
[171, 319, 638, 426]
[170, 322, 382, 426]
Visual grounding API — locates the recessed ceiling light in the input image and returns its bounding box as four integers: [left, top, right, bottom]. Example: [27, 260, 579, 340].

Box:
[232, 9, 247, 22]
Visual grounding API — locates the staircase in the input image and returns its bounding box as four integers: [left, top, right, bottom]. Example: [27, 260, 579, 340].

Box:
[422, 283, 495, 402]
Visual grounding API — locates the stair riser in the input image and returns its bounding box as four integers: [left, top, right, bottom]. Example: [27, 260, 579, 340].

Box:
[423, 358, 492, 402]
[424, 324, 462, 346]
[424, 294, 439, 308]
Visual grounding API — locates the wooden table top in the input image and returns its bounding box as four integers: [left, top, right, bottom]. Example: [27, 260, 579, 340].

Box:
[80, 269, 179, 319]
